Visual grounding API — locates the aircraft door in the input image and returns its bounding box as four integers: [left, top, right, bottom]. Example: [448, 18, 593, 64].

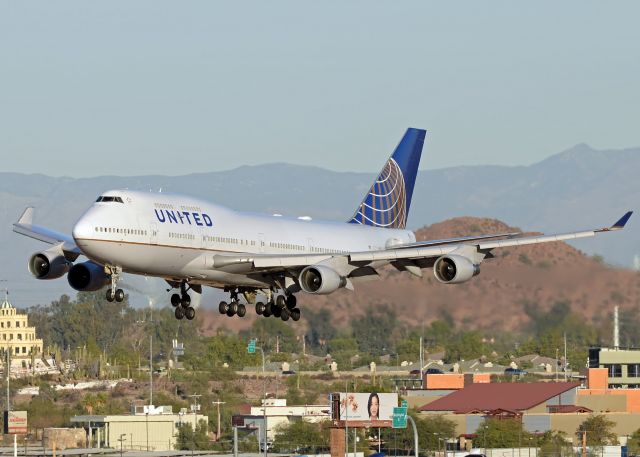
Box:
[258, 233, 265, 253]
[150, 222, 159, 245]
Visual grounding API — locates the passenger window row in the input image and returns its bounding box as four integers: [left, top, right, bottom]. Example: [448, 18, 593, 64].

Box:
[95, 227, 147, 236]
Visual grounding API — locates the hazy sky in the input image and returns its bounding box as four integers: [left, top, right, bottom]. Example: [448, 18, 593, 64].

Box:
[1, 1, 639, 177]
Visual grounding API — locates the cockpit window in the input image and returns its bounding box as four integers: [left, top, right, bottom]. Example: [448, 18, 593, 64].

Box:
[96, 196, 124, 203]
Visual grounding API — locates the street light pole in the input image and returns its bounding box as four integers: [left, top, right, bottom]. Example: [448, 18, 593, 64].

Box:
[118, 434, 126, 457]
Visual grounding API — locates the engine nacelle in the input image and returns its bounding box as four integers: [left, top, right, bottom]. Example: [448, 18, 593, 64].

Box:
[28, 249, 71, 280]
[433, 255, 480, 284]
[299, 265, 347, 294]
[67, 261, 110, 291]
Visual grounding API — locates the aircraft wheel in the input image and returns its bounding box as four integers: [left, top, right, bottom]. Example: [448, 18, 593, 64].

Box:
[290, 308, 301, 322]
[175, 306, 185, 320]
[106, 289, 115, 302]
[286, 294, 297, 310]
[255, 301, 265, 315]
[114, 289, 125, 303]
[185, 307, 195, 320]
[218, 301, 228, 314]
[171, 293, 181, 307]
[226, 301, 238, 317]
[263, 302, 273, 317]
[237, 304, 246, 317]
[280, 307, 290, 321]
[272, 306, 282, 318]
[275, 295, 286, 308]
[181, 294, 191, 308]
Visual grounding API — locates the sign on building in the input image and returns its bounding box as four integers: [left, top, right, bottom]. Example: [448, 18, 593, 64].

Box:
[335, 393, 398, 421]
[4, 411, 28, 434]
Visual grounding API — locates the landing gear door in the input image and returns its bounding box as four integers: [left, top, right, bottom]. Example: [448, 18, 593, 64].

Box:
[150, 222, 159, 245]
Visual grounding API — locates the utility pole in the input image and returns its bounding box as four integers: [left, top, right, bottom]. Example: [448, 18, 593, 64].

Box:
[419, 336, 424, 389]
[564, 333, 568, 381]
[211, 400, 225, 441]
[149, 336, 153, 406]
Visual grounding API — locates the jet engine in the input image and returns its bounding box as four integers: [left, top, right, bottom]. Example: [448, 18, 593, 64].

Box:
[299, 265, 347, 294]
[28, 249, 72, 280]
[433, 255, 480, 284]
[67, 261, 110, 291]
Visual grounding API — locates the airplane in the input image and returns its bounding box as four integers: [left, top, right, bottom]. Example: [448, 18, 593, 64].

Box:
[13, 128, 632, 322]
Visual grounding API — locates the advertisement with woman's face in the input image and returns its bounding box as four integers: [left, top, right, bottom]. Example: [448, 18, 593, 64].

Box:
[338, 392, 398, 421]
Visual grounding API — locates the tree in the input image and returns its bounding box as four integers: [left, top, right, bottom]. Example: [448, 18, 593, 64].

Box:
[476, 418, 529, 449]
[304, 308, 337, 351]
[576, 414, 618, 446]
[444, 331, 487, 363]
[627, 428, 640, 456]
[536, 430, 573, 457]
[176, 420, 210, 450]
[381, 411, 456, 455]
[272, 420, 329, 452]
[351, 305, 397, 355]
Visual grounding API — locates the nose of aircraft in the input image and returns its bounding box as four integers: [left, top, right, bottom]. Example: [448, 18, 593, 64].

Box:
[72, 212, 95, 243]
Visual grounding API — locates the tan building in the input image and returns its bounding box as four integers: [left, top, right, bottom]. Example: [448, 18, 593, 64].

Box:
[71, 405, 207, 451]
[0, 295, 43, 362]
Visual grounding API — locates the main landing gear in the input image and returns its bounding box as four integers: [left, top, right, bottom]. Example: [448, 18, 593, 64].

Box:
[218, 289, 301, 322]
[255, 293, 301, 322]
[171, 281, 196, 321]
[105, 266, 125, 303]
[218, 289, 247, 318]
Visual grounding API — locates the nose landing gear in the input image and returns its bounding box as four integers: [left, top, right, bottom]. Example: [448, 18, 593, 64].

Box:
[105, 266, 125, 303]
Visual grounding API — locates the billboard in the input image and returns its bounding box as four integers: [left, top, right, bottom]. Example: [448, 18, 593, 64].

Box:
[4, 411, 28, 434]
[337, 393, 398, 421]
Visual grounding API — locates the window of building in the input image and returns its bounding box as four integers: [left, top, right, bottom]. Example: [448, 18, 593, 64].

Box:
[14, 348, 18, 354]
[605, 364, 622, 378]
[629, 364, 640, 378]
[17, 334, 22, 340]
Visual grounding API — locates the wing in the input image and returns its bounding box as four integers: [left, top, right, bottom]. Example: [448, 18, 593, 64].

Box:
[13, 207, 81, 257]
[212, 212, 632, 275]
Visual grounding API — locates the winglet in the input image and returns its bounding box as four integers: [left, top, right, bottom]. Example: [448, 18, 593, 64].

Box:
[17, 207, 34, 225]
[611, 211, 633, 230]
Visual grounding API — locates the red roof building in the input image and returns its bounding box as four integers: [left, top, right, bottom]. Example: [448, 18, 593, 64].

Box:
[419, 382, 581, 414]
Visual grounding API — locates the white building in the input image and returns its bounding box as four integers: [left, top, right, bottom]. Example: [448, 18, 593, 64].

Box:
[240, 399, 331, 445]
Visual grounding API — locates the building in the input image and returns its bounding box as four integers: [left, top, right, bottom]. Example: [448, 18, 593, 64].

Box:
[589, 347, 640, 388]
[71, 404, 207, 451]
[418, 380, 640, 445]
[0, 294, 43, 365]
[235, 399, 330, 445]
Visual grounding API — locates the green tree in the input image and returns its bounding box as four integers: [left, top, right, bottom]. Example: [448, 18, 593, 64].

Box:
[272, 420, 329, 452]
[627, 428, 640, 456]
[577, 414, 618, 446]
[176, 420, 210, 450]
[380, 411, 456, 455]
[536, 430, 573, 456]
[444, 331, 486, 363]
[304, 308, 338, 351]
[351, 305, 397, 355]
[476, 418, 529, 449]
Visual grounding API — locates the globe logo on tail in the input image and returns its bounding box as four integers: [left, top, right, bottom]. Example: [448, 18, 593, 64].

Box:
[350, 158, 407, 229]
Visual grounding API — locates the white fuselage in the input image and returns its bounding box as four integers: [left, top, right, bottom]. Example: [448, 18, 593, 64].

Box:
[71, 190, 416, 288]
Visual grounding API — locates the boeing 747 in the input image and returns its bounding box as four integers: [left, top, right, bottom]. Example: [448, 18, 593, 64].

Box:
[13, 128, 632, 321]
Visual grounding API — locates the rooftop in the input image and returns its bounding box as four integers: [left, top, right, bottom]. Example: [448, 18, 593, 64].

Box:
[419, 381, 580, 413]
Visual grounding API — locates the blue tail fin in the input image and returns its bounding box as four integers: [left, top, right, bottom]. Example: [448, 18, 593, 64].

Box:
[349, 128, 426, 229]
